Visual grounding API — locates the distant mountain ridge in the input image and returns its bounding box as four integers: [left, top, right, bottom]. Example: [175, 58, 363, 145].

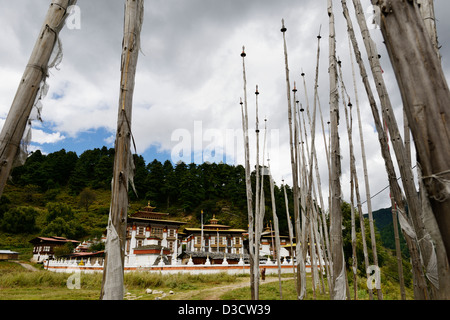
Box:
[364, 207, 393, 231]
[364, 207, 408, 256]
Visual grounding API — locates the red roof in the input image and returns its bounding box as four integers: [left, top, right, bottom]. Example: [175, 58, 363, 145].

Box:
[67, 251, 105, 258]
[29, 236, 80, 245]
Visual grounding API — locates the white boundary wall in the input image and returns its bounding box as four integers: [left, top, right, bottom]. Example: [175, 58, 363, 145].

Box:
[45, 257, 315, 275]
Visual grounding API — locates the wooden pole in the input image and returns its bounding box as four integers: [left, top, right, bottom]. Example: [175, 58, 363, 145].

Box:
[240, 46, 256, 300]
[328, 0, 346, 300]
[254, 85, 263, 300]
[346, 37, 380, 300]
[100, 0, 143, 300]
[256, 115, 268, 299]
[254, 85, 261, 297]
[298, 104, 309, 241]
[301, 79, 332, 292]
[269, 159, 283, 300]
[297, 93, 317, 299]
[282, 180, 297, 277]
[350, 167, 358, 300]
[280, 19, 306, 300]
[337, 61, 359, 300]
[417, 0, 450, 300]
[345, 16, 383, 300]
[311, 184, 327, 294]
[392, 202, 407, 300]
[296, 101, 308, 262]
[417, 0, 440, 60]
[304, 29, 323, 297]
[328, 119, 332, 224]
[341, 0, 429, 299]
[303, 71, 333, 285]
[300, 98, 330, 293]
[300, 94, 324, 299]
[303, 45, 332, 295]
[294, 86, 309, 263]
[0, 0, 77, 198]
[379, 0, 450, 299]
[351, 0, 420, 300]
[305, 30, 321, 290]
[353, 1, 439, 300]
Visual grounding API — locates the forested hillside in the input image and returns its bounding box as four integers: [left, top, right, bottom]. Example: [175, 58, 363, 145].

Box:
[0, 147, 411, 284]
[366, 208, 409, 258]
[9, 147, 292, 213]
[0, 147, 294, 244]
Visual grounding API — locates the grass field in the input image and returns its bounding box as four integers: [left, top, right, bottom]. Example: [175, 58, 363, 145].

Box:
[0, 261, 244, 300]
[0, 261, 413, 300]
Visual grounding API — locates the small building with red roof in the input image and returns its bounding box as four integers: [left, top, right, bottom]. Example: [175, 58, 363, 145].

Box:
[29, 236, 79, 263]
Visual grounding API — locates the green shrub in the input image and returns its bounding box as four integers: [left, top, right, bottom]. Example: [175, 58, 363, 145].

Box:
[0, 206, 39, 234]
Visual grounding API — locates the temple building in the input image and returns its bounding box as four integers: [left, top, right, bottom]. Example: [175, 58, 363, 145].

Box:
[183, 214, 246, 255]
[125, 202, 186, 266]
[30, 236, 80, 263]
[259, 224, 291, 258]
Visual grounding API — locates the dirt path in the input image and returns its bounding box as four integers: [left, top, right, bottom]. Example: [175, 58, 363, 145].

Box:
[14, 261, 39, 272]
[172, 277, 293, 300]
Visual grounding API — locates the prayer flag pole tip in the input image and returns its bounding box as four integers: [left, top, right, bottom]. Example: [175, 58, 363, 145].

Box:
[281, 19, 287, 33]
[241, 46, 246, 57]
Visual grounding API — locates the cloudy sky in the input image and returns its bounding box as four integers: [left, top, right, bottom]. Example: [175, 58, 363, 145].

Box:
[0, 0, 449, 212]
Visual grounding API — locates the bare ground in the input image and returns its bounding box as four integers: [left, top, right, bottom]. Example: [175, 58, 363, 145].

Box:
[13, 261, 40, 272]
[171, 277, 292, 300]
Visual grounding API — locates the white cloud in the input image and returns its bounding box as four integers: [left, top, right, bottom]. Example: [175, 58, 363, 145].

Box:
[27, 145, 47, 155]
[0, 0, 448, 213]
[31, 128, 65, 144]
[104, 134, 115, 147]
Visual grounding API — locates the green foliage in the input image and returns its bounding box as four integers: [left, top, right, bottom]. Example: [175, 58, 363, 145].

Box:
[5, 146, 410, 271]
[45, 202, 74, 223]
[42, 217, 67, 236]
[54, 242, 75, 258]
[376, 211, 410, 259]
[89, 241, 105, 252]
[78, 188, 97, 212]
[0, 195, 11, 220]
[68, 147, 114, 194]
[11, 149, 77, 191]
[145, 159, 166, 204]
[0, 145, 418, 300]
[0, 264, 237, 291]
[42, 202, 86, 239]
[4, 146, 300, 239]
[0, 206, 39, 234]
[129, 154, 147, 201]
[341, 201, 414, 291]
[222, 275, 329, 300]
